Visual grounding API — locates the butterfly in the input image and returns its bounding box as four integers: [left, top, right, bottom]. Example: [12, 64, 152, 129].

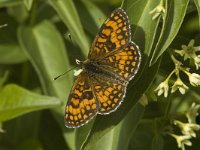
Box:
[65, 8, 141, 128]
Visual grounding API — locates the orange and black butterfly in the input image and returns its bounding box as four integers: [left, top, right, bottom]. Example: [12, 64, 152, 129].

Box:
[65, 8, 141, 128]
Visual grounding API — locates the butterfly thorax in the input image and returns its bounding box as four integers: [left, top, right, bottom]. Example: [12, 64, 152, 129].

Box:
[82, 60, 105, 76]
[82, 60, 127, 85]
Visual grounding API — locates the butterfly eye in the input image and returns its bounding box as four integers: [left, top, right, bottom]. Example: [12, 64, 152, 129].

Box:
[76, 59, 81, 64]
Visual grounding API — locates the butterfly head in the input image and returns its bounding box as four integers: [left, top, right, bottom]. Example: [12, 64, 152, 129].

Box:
[74, 59, 86, 76]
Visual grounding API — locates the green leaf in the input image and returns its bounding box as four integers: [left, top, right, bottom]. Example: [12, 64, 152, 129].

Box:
[0, 0, 22, 8]
[151, 134, 164, 150]
[0, 71, 9, 88]
[114, 102, 146, 150]
[0, 46, 27, 64]
[7, 2, 29, 23]
[0, 13, 27, 64]
[23, 0, 33, 11]
[87, 129, 115, 150]
[0, 84, 61, 122]
[1, 111, 42, 149]
[129, 120, 154, 150]
[75, 120, 95, 150]
[75, 0, 106, 36]
[81, 0, 106, 28]
[18, 138, 42, 150]
[123, 0, 161, 56]
[38, 111, 70, 150]
[194, 0, 200, 28]
[18, 20, 75, 150]
[18, 20, 73, 101]
[150, 0, 189, 65]
[49, 0, 90, 56]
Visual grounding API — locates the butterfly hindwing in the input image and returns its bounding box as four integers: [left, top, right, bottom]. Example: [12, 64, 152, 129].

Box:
[91, 76, 126, 114]
[88, 8, 131, 60]
[65, 73, 99, 128]
[100, 41, 141, 81]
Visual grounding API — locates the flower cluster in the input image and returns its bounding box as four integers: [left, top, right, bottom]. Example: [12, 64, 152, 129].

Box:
[155, 40, 200, 97]
[175, 40, 200, 70]
[169, 103, 200, 150]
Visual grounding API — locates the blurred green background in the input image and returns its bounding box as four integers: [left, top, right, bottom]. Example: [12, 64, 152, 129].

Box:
[0, 0, 200, 150]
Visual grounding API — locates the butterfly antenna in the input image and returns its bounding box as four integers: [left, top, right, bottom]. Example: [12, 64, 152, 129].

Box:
[54, 66, 77, 80]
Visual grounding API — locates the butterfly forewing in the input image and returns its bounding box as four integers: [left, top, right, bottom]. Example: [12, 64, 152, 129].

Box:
[88, 8, 131, 60]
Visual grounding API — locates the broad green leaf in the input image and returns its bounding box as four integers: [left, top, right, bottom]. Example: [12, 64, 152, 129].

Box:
[0, 46, 27, 64]
[115, 102, 146, 150]
[194, 0, 200, 28]
[0, 84, 61, 122]
[18, 20, 72, 101]
[75, 120, 95, 150]
[0, 0, 22, 7]
[49, 0, 89, 56]
[75, 0, 106, 36]
[87, 129, 115, 150]
[18, 138, 42, 150]
[18, 20, 74, 150]
[81, 0, 106, 28]
[129, 120, 154, 150]
[150, 0, 189, 65]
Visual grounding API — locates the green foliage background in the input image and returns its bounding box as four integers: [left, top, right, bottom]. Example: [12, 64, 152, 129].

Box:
[0, 0, 200, 150]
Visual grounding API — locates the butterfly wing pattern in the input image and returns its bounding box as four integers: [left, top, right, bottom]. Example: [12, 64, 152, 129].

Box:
[88, 8, 131, 60]
[91, 75, 127, 114]
[65, 8, 141, 128]
[65, 73, 99, 128]
[100, 41, 141, 81]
